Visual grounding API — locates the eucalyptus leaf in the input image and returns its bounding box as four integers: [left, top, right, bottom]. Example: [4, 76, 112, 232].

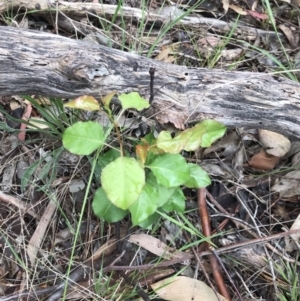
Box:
[197, 120, 227, 147]
[129, 182, 160, 225]
[92, 188, 128, 223]
[63, 121, 105, 155]
[98, 149, 121, 169]
[138, 212, 160, 229]
[162, 187, 185, 213]
[184, 163, 211, 188]
[101, 157, 145, 210]
[157, 127, 205, 153]
[118, 92, 150, 111]
[64, 95, 100, 111]
[147, 172, 175, 207]
[147, 154, 190, 188]
[156, 120, 227, 153]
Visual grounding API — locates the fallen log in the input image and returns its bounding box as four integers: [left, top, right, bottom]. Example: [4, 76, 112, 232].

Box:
[1, 26, 300, 138]
[0, 0, 281, 41]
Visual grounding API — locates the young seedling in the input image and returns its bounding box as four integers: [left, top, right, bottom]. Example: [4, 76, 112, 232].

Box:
[62, 92, 227, 228]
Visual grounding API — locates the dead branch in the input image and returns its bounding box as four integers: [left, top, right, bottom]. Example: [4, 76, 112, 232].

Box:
[0, 0, 282, 40]
[0, 26, 300, 138]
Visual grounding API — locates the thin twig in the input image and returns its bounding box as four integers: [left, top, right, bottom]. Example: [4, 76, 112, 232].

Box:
[198, 188, 231, 300]
[0, 191, 40, 220]
[210, 248, 243, 301]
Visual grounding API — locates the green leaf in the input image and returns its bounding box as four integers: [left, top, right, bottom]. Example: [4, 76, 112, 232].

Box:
[156, 131, 182, 154]
[63, 121, 105, 155]
[101, 157, 145, 210]
[64, 95, 100, 111]
[198, 120, 227, 147]
[161, 188, 185, 213]
[156, 120, 227, 153]
[137, 212, 160, 229]
[184, 163, 211, 188]
[94, 149, 121, 181]
[92, 188, 128, 223]
[129, 182, 160, 225]
[142, 132, 157, 145]
[147, 154, 190, 188]
[147, 172, 175, 207]
[98, 149, 121, 169]
[145, 151, 160, 165]
[157, 125, 208, 153]
[118, 92, 150, 111]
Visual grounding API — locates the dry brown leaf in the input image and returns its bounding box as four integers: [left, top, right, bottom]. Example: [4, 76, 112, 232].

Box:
[12, 95, 24, 103]
[140, 36, 157, 44]
[203, 132, 239, 157]
[271, 170, 300, 198]
[89, 238, 117, 262]
[278, 24, 298, 48]
[229, 4, 247, 15]
[221, 49, 243, 61]
[250, 0, 258, 11]
[164, 56, 175, 63]
[139, 268, 175, 286]
[151, 276, 228, 301]
[201, 162, 233, 178]
[156, 111, 185, 130]
[9, 99, 21, 110]
[68, 179, 85, 193]
[258, 129, 291, 157]
[129, 233, 192, 261]
[283, 213, 300, 252]
[248, 149, 279, 170]
[273, 204, 290, 220]
[198, 36, 221, 48]
[222, 0, 229, 13]
[290, 213, 300, 241]
[155, 46, 172, 61]
[27, 193, 58, 265]
[246, 10, 268, 19]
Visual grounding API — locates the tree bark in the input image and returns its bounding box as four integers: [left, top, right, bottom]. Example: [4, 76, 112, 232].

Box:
[1, 26, 300, 138]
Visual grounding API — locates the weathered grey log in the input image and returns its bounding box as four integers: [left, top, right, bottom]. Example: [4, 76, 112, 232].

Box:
[0, 26, 300, 138]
